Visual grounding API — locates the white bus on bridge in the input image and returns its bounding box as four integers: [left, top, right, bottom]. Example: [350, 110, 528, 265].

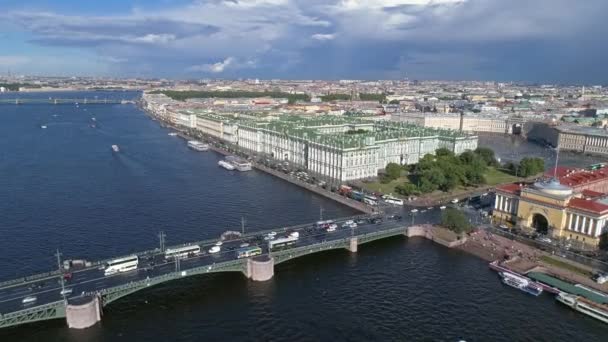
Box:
[164, 245, 201, 260]
[104, 255, 139, 276]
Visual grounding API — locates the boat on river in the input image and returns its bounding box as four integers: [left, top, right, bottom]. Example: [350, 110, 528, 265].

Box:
[499, 272, 543, 296]
[218, 160, 235, 170]
[556, 292, 608, 324]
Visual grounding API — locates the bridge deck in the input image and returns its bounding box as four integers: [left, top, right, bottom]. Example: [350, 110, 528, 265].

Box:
[0, 211, 432, 329]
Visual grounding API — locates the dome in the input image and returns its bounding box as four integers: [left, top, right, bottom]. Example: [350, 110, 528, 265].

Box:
[534, 178, 573, 197]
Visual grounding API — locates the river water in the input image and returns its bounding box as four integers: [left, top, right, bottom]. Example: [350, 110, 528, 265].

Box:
[0, 92, 606, 341]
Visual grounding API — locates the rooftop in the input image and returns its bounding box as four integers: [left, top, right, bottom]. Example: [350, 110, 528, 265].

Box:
[546, 165, 608, 188]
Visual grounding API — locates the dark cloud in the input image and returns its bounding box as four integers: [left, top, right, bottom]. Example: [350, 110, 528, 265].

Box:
[4, 0, 608, 82]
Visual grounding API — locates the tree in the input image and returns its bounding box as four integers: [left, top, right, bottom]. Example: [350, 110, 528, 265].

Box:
[441, 208, 472, 234]
[418, 178, 438, 193]
[474, 147, 498, 166]
[395, 183, 418, 196]
[385, 163, 402, 181]
[389, 99, 400, 105]
[435, 148, 454, 158]
[518, 157, 545, 177]
[459, 151, 477, 165]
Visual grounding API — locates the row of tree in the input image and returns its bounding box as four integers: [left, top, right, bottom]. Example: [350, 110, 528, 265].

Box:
[0, 83, 42, 91]
[504, 157, 545, 177]
[154, 90, 311, 104]
[392, 147, 499, 196]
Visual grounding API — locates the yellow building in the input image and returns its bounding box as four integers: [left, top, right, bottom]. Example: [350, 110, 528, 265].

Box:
[493, 179, 608, 249]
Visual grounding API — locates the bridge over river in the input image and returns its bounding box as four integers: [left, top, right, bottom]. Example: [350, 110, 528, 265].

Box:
[0, 213, 431, 330]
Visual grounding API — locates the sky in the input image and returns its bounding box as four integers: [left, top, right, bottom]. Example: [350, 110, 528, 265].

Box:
[1, 0, 607, 82]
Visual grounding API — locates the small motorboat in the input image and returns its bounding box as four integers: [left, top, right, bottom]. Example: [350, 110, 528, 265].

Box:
[111, 145, 120, 152]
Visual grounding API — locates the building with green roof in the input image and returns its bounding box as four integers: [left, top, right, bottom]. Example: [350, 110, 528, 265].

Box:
[173, 111, 478, 181]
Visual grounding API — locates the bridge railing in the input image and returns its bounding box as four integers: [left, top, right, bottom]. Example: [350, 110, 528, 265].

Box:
[0, 300, 64, 321]
[0, 270, 62, 289]
[0, 215, 369, 289]
[89, 214, 366, 268]
[99, 258, 245, 304]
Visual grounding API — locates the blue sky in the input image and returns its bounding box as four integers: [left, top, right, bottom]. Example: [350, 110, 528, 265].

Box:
[1, 0, 607, 82]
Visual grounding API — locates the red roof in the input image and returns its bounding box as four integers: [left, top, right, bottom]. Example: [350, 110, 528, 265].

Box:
[545, 166, 582, 178]
[545, 167, 608, 188]
[567, 197, 608, 214]
[581, 189, 605, 198]
[496, 183, 523, 195]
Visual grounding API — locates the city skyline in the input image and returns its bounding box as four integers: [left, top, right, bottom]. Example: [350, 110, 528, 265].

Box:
[2, 0, 608, 83]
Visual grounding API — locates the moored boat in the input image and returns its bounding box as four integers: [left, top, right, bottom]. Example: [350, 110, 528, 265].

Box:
[187, 140, 209, 151]
[218, 160, 235, 170]
[225, 156, 252, 171]
[556, 292, 608, 324]
[499, 272, 543, 296]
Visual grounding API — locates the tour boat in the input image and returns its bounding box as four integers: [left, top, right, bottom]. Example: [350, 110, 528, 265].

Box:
[187, 140, 209, 151]
[499, 272, 543, 296]
[556, 292, 608, 324]
[218, 160, 235, 170]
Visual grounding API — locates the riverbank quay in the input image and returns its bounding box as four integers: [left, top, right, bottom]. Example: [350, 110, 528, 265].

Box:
[459, 229, 608, 293]
[144, 109, 375, 215]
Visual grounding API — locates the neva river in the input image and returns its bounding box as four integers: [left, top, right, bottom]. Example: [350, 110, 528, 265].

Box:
[0, 92, 606, 341]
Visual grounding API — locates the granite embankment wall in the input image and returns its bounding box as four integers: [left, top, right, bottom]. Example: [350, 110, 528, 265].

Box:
[407, 225, 467, 248]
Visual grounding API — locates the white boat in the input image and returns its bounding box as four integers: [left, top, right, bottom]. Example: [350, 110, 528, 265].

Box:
[218, 160, 235, 170]
[499, 272, 543, 296]
[168, 132, 178, 136]
[187, 140, 209, 151]
[208, 245, 221, 254]
[40, 125, 47, 129]
[556, 292, 608, 324]
[22, 296, 37, 305]
[225, 156, 252, 171]
[111, 145, 120, 152]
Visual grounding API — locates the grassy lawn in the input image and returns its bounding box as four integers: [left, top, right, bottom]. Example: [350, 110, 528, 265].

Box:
[360, 176, 409, 196]
[484, 167, 520, 186]
[359, 167, 519, 198]
[540, 255, 593, 277]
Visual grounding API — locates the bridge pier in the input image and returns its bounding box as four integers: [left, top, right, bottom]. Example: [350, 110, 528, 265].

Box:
[346, 237, 358, 253]
[246, 256, 274, 281]
[65, 295, 102, 329]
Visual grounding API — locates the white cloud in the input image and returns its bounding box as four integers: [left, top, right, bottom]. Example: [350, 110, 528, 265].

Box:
[130, 34, 176, 44]
[336, 0, 465, 10]
[187, 57, 260, 73]
[311, 33, 336, 41]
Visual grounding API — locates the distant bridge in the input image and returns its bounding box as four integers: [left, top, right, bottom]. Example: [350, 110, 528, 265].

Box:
[0, 214, 424, 330]
[0, 98, 136, 105]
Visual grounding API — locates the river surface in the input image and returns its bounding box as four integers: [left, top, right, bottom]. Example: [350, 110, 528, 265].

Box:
[0, 92, 606, 341]
[477, 133, 605, 168]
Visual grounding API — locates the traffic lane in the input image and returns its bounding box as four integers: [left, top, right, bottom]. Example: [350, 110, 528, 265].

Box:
[0, 216, 404, 314]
